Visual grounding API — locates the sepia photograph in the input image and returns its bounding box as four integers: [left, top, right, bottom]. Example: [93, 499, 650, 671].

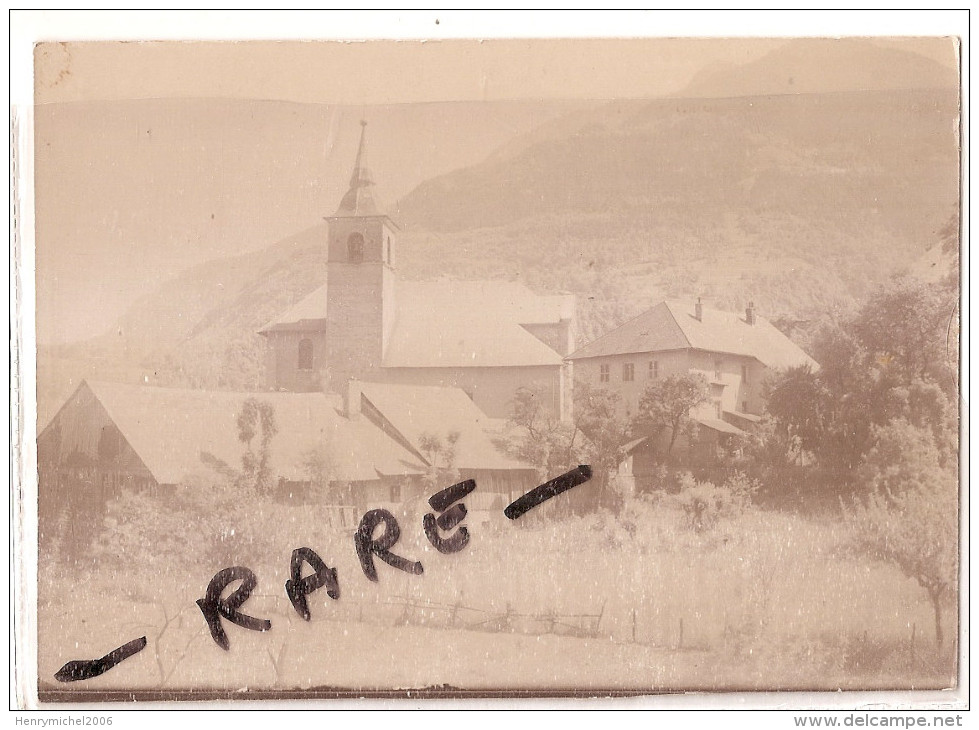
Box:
[15, 13, 964, 708]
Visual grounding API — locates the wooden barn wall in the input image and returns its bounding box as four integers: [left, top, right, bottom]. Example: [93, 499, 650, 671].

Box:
[37, 384, 156, 557]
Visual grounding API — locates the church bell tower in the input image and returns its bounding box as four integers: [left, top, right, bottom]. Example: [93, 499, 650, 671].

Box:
[323, 121, 398, 390]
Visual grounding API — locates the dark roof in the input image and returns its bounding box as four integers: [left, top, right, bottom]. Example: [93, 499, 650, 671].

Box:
[335, 166, 383, 217]
[724, 409, 763, 425]
[261, 279, 572, 368]
[332, 121, 385, 218]
[567, 300, 817, 370]
[695, 417, 748, 436]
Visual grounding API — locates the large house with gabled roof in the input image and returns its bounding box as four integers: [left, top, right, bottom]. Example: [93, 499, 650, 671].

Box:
[567, 298, 818, 439]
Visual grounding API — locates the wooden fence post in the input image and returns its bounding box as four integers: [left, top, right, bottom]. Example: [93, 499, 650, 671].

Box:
[910, 622, 916, 671]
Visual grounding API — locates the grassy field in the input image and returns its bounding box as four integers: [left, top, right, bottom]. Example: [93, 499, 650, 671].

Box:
[37, 496, 957, 695]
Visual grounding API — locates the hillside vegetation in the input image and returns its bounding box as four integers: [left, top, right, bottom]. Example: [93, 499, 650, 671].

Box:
[395, 88, 958, 343]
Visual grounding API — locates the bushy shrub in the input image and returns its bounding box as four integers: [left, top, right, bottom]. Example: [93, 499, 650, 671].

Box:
[88, 469, 329, 602]
[672, 472, 757, 533]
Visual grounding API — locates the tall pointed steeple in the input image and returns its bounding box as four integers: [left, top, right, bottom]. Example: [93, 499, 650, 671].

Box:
[335, 120, 382, 216]
[321, 119, 399, 392]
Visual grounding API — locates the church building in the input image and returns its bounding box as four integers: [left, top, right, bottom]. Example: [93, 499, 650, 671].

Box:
[259, 122, 575, 420]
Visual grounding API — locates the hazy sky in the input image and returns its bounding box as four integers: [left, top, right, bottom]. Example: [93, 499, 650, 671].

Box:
[24, 28, 961, 344]
[33, 38, 792, 106]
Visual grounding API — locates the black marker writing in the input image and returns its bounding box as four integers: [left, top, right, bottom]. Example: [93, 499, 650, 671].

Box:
[54, 636, 147, 682]
[354, 508, 424, 582]
[504, 465, 593, 519]
[285, 547, 340, 621]
[428, 478, 477, 512]
[197, 566, 272, 650]
[424, 479, 476, 554]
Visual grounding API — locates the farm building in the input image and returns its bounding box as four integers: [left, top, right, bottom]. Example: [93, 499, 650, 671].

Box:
[351, 380, 538, 513]
[567, 299, 818, 480]
[37, 380, 537, 554]
[259, 122, 575, 420]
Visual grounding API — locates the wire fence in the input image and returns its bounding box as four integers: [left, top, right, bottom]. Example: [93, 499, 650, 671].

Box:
[266, 592, 610, 640]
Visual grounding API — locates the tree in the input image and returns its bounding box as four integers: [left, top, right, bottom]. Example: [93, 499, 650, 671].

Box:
[857, 419, 943, 497]
[845, 418, 958, 650]
[737, 414, 800, 490]
[418, 430, 461, 489]
[236, 398, 278, 493]
[765, 276, 959, 492]
[300, 439, 350, 503]
[850, 276, 955, 391]
[634, 373, 710, 455]
[846, 457, 957, 650]
[572, 381, 632, 508]
[502, 386, 583, 480]
[937, 212, 960, 296]
[764, 364, 829, 458]
[764, 357, 876, 481]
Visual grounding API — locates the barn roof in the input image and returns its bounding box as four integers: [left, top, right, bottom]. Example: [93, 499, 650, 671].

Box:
[356, 381, 534, 472]
[260, 279, 571, 368]
[567, 300, 817, 370]
[80, 381, 425, 485]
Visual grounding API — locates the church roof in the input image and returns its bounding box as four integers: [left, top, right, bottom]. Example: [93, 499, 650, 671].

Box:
[260, 279, 570, 368]
[334, 167, 383, 217]
[72, 381, 425, 485]
[383, 281, 567, 368]
[567, 300, 817, 370]
[331, 121, 385, 218]
[356, 381, 534, 472]
[264, 283, 332, 327]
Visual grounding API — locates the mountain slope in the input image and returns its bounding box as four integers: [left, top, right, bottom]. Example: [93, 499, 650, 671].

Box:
[679, 37, 957, 98]
[395, 89, 957, 237]
[37, 41, 960, 423]
[391, 87, 957, 340]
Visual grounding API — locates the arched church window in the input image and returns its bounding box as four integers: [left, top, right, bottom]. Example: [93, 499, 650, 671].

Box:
[347, 232, 365, 263]
[298, 338, 314, 371]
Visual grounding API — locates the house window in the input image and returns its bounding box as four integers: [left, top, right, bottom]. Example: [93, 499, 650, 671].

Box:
[742, 400, 749, 413]
[649, 360, 659, 379]
[714, 358, 722, 381]
[741, 363, 748, 384]
[600, 364, 610, 383]
[298, 338, 314, 371]
[623, 363, 635, 382]
[347, 232, 365, 263]
[390, 482, 402, 502]
[715, 400, 722, 419]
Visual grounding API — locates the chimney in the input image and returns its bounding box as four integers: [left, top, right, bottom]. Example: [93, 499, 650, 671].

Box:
[345, 379, 363, 418]
[695, 297, 703, 322]
[746, 301, 756, 326]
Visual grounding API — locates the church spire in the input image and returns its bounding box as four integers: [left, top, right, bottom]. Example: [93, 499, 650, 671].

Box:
[335, 120, 381, 216]
[349, 119, 368, 188]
